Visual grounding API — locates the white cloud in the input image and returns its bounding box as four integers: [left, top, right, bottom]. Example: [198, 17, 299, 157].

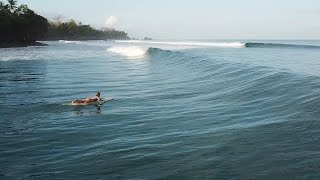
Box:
[105, 16, 118, 28]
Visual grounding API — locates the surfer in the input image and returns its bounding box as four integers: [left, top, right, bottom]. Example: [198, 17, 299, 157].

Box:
[72, 92, 101, 104]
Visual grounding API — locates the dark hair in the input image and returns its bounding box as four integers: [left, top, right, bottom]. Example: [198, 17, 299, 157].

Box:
[96, 92, 100, 96]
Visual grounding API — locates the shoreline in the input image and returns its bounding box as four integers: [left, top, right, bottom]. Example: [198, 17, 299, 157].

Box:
[0, 41, 48, 48]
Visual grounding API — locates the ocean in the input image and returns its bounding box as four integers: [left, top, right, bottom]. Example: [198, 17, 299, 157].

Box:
[1, 40, 320, 179]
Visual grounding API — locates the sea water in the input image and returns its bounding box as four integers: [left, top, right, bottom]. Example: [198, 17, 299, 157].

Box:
[1, 40, 320, 179]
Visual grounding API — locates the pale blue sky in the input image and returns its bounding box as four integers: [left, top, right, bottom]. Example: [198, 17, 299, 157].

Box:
[19, 0, 320, 39]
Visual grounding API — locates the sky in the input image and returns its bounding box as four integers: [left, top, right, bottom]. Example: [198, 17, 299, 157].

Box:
[19, 0, 320, 39]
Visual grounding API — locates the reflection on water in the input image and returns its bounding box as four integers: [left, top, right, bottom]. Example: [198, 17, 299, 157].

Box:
[72, 105, 103, 116]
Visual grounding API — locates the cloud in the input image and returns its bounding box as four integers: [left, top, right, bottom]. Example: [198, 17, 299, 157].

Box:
[106, 16, 118, 28]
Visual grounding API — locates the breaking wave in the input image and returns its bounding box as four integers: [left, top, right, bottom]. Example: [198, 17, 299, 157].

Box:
[245, 42, 320, 49]
[106, 46, 148, 57]
[115, 40, 320, 49]
[115, 40, 245, 48]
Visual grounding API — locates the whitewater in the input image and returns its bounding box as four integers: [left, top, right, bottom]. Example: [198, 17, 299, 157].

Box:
[1, 39, 320, 179]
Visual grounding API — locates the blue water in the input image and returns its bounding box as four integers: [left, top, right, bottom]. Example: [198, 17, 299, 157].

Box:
[1, 40, 320, 179]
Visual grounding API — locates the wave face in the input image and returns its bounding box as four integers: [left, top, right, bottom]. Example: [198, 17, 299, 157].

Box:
[1, 40, 320, 179]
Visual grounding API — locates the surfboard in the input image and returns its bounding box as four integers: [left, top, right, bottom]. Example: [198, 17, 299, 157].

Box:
[67, 97, 113, 106]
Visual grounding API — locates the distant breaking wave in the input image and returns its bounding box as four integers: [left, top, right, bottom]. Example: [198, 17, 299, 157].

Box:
[57, 40, 320, 50]
[106, 42, 320, 58]
[245, 42, 320, 49]
[115, 40, 320, 49]
[115, 40, 245, 48]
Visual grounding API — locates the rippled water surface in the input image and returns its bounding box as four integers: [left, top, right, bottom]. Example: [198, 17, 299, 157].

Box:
[1, 40, 320, 179]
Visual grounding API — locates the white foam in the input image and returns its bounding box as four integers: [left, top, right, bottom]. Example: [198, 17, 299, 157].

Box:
[59, 40, 81, 44]
[106, 46, 148, 57]
[115, 40, 245, 48]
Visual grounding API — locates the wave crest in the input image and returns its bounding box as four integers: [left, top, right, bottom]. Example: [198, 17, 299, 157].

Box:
[106, 46, 148, 57]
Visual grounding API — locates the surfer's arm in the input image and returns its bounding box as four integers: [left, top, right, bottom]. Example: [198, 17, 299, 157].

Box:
[88, 96, 99, 101]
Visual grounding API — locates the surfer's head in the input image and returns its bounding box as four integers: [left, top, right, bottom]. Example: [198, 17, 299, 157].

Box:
[96, 92, 100, 97]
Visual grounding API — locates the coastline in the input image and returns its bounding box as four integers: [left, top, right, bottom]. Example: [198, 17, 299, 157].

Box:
[0, 41, 48, 49]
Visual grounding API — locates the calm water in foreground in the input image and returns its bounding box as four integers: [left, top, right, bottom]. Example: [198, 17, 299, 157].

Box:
[1, 40, 320, 179]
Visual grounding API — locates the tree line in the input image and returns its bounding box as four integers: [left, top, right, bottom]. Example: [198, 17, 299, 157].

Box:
[47, 19, 129, 40]
[0, 0, 48, 43]
[0, 0, 129, 46]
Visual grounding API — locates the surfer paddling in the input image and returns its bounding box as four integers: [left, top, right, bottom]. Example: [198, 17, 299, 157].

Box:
[72, 92, 101, 104]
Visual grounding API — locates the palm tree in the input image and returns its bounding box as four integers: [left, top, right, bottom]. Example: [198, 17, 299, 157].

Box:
[0, 1, 9, 12]
[7, 0, 17, 11]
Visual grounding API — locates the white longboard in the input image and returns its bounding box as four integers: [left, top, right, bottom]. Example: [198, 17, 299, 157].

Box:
[67, 97, 113, 106]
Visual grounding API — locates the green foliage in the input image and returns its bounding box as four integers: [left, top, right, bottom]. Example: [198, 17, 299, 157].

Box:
[0, 1, 48, 42]
[14, 4, 28, 15]
[47, 19, 130, 40]
[0, 1, 10, 14]
[0, 0, 129, 43]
